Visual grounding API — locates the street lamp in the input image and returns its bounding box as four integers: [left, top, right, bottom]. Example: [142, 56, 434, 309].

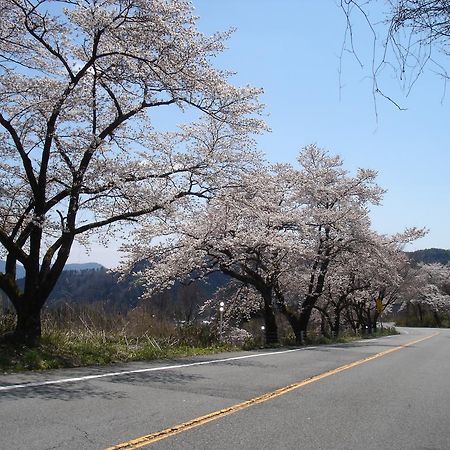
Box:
[219, 302, 225, 341]
[261, 325, 265, 347]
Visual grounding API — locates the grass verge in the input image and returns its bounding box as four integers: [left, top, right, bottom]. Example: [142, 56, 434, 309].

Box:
[0, 327, 399, 374]
[0, 332, 234, 373]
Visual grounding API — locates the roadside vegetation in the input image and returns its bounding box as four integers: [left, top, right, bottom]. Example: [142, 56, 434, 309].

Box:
[0, 307, 232, 373]
[1, 0, 447, 362]
[394, 314, 450, 328]
[0, 304, 397, 373]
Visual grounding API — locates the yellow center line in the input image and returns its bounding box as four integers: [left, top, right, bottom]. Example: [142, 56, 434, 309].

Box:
[106, 332, 439, 450]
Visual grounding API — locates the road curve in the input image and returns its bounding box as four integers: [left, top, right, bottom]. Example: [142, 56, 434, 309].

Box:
[0, 327, 449, 450]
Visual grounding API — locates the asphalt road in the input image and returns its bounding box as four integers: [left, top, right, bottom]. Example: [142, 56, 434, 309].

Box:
[0, 327, 449, 450]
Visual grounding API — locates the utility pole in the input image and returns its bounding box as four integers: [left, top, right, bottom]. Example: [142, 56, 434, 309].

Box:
[219, 302, 224, 341]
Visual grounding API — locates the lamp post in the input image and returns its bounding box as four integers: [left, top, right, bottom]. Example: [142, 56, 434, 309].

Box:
[261, 325, 265, 347]
[219, 302, 225, 342]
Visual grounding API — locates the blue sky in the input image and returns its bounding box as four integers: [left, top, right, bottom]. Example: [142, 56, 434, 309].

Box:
[68, 0, 450, 267]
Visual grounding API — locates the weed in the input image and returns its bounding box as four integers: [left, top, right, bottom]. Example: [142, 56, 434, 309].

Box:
[0, 305, 399, 373]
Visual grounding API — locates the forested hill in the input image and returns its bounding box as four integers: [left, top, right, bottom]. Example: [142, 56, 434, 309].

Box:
[0, 262, 228, 316]
[0, 262, 104, 280]
[0, 265, 142, 311]
[44, 268, 143, 310]
[2, 249, 448, 313]
[407, 248, 450, 265]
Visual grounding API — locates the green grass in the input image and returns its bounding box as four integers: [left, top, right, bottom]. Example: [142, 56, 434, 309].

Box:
[0, 306, 238, 373]
[0, 319, 399, 374]
[358, 327, 400, 339]
[0, 331, 235, 373]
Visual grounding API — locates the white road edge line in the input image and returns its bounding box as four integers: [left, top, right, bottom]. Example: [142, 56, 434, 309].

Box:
[0, 347, 318, 392]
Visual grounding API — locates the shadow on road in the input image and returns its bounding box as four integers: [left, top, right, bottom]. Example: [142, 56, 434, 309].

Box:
[0, 369, 205, 400]
[0, 382, 128, 401]
[107, 369, 205, 386]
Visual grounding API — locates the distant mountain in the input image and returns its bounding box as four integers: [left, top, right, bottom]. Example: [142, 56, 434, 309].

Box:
[45, 267, 141, 309]
[0, 261, 23, 279]
[407, 248, 450, 265]
[0, 259, 228, 318]
[64, 262, 104, 272]
[0, 261, 104, 280]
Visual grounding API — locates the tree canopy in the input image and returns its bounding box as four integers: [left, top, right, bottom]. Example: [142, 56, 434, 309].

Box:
[0, 0, 264, 343]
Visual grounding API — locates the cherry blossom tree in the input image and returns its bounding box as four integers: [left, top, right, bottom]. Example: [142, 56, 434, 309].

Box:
[320, 228, 423, 334]
[127, 145, 395, 344]
[128, 144, 429, 343]
[200, 282, 262, 341]
[125, 165, 299, 344]
[0, 0, 265, 343]
[273, 146, 385, 342]
[398, 262, 450, 326]
[313, 251, 374, 337]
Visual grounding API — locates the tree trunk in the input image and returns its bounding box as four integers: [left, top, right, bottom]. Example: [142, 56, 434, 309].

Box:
[433, 310, 442, 327]
[372, 312, 379, 332]
[11, 300, 43, 346]
[282, 312, 303, 344]
[298, 299, 316, 337]
[332, 312, 341, 337]
[290, 307, 312, 344]
[417, 303, 424, 323]
[220, 268, 279, 344]
[263, 305, 278, 345]
[260, 288, 278, 345]
[320, 313, 330, 339]
[278, 300, 314, 345]
[345, 308, 358, 333]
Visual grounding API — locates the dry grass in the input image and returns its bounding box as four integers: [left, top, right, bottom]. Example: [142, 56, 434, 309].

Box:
[0, 303, 231, 373]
